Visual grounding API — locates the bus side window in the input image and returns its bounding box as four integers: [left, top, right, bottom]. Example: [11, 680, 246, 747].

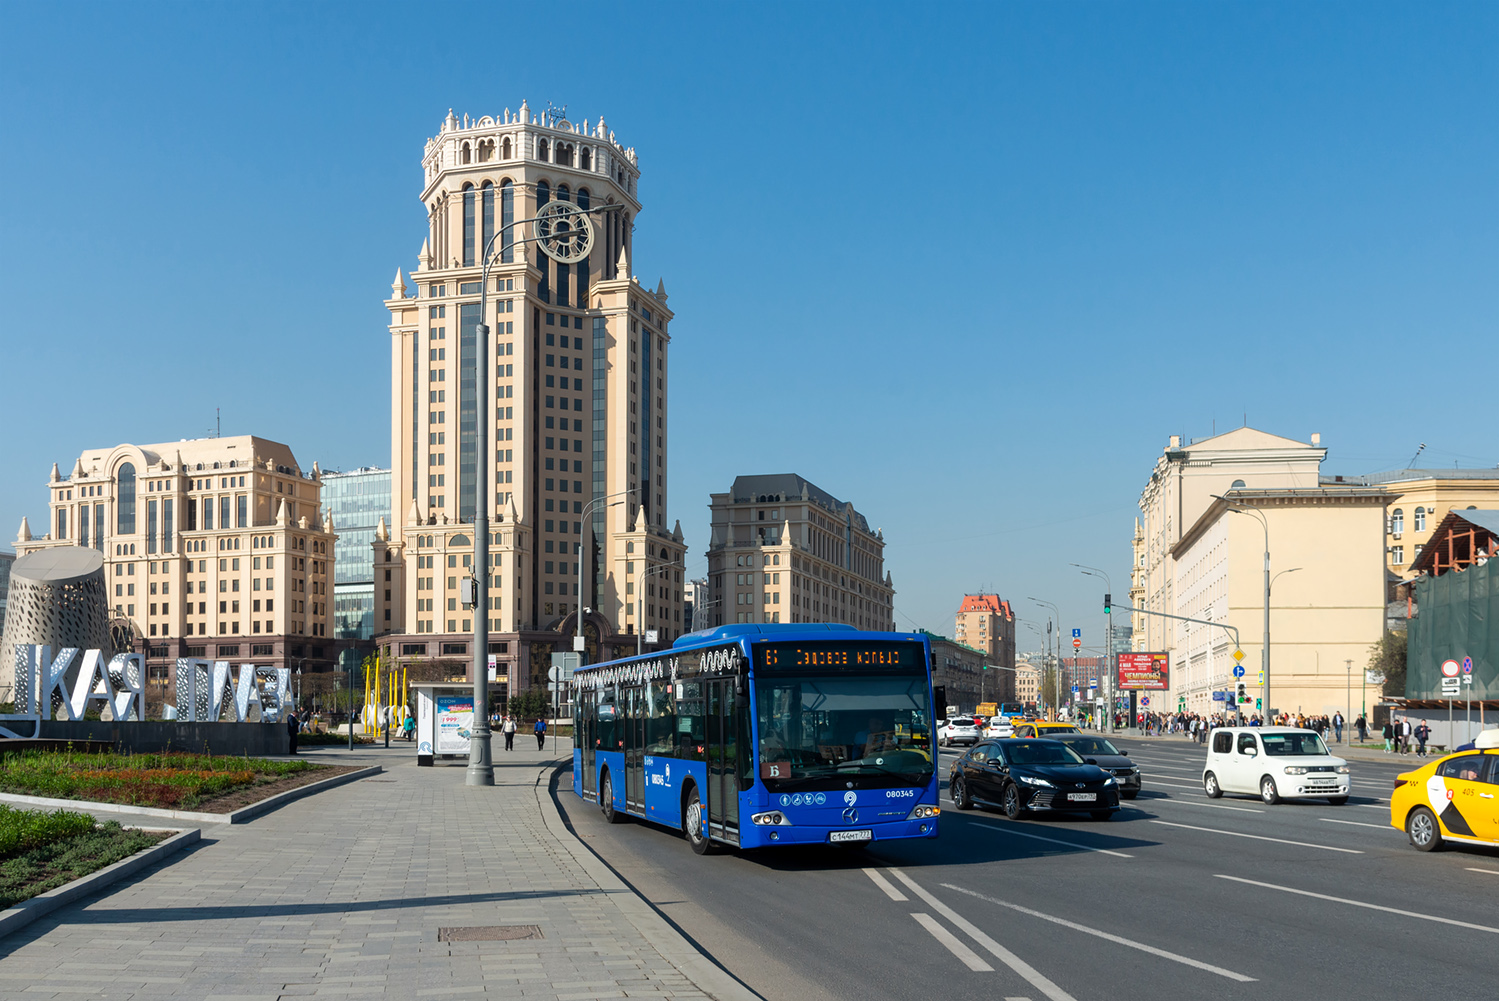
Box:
[648, 679, 675, 754]
[597, 692, 617, 751]
[677, 682, 705, 761]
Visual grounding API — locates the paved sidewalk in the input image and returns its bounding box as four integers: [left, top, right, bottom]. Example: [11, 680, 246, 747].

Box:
[0, 739, 755, 1001]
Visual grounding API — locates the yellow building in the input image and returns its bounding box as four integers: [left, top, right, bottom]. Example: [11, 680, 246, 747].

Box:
[1322, 469, 1499, 578]
[377, 105, 686, 696]
[705, 474, 894, 630]
[10, 436, 336, 693]
[1130, 428, 1386, 717]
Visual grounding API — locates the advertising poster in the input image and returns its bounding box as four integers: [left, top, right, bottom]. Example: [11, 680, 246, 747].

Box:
[436, 695, 475, 755]
[1117, 652, 1169, 691]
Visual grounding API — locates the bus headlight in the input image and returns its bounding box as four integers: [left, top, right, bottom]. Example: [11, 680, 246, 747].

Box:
[750, 811, 790, 826]
[907, 804, 941, 821]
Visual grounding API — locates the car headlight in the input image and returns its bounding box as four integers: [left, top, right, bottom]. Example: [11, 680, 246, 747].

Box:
[1018, 775, 1053, 788]
[1283, 766, 1308, 775]
[1103, 776, 1117, 786]
[1336, 765, 1351, 774]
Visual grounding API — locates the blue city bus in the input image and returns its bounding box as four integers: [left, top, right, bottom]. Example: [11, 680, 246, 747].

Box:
[572, 623, 940, 853]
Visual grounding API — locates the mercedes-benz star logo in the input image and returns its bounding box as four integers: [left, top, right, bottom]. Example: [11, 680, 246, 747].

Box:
[842, 807, 858, 824]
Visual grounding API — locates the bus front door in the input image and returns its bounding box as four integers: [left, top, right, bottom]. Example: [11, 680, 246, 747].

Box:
[579, 690, 596, 799]
[706, 679, 740, 844]
[624, 686, 646, 813]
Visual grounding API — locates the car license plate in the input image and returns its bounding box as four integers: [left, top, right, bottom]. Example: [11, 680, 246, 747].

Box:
[829, 829, 873, 843]
[1066, 793, 1097, 802]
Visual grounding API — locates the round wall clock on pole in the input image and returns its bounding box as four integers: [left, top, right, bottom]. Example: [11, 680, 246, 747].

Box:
[534, 201, 594, 262]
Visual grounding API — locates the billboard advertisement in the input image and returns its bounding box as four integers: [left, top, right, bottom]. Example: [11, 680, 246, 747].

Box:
[435, 694, 475, 755]
[1118, 652, 1169, 691]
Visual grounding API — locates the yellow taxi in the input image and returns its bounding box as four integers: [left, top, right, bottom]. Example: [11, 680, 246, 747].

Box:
[1009, 721, 1081, 739]
[1390, 728, 1499, 851]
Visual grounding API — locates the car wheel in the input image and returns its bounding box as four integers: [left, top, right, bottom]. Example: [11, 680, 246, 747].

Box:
[1327, 796, 1348, 806]
[1260, 775, 1280, 805]
[951, 775, 972, 811]
[1407, 806, 1442, 852]
[1121, 790, 1138, 800]
[1090, 810, 1112, 821]
[1203, 772, 1222, 799]
[939, 735, 947, 748]
[1002, 783, 1022, 819]
[683, 785, 712, 854]
[600, 771, 623, 824]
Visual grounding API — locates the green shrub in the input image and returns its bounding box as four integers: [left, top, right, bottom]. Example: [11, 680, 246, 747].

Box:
[0, 821, 164, 908]
[0, 805, 97, 859]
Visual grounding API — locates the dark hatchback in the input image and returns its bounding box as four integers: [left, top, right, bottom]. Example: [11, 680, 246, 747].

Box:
[949, 739, 1120, 820]
[1038, 734, 1142, 800]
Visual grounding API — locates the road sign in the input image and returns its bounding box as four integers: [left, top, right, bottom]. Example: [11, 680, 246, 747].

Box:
[1212, 691, 1226, 701]
[1232, 665, 1245, 679]
[1072, 638, 1082, 649]
[1089, 679, 1098, 687]
[1072, 628, 1081, 638]
[1441, 659, 1461, 678]
[1463, 656, 1474, 674]
[1233, 649, 1245, 662]
[1257, 671, 1264, 685]
[1141, 697, 1150, 706]
[1072, 686, 1079, 694]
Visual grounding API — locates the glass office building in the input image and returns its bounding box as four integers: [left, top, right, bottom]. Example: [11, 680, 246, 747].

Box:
[323, 468, 390, 672]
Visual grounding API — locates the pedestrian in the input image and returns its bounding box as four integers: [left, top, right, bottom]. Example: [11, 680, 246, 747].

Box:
[1356, 714, 1368, 743]
[1400, 717, 1413, 754]
[1381, 719, 1393, 753]
[402, 712, 415, 742]
[534, 716, 547, 750]
[503, 714, 517, 751]
[287, 708, 301, 755]
[1415, 719, 1431, 756]
[1333, 712, 1344, 743]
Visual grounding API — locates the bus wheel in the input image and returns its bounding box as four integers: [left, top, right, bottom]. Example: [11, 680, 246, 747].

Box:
[684, 786, 713, 855]
[600, 771, 623, 824]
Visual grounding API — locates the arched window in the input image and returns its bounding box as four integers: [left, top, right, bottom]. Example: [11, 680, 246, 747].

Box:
[580, 147, 592, 170]
[501, 136, 512, 159]
[481, 181, 494, 259]
[1414, 507, 1426, 532]
[1230, 479, 1246, 490]
[556, 143, 574, 166]
[500, 180, 514, 262]
[538, 138, 549, 161]
[117, 462, 136, 534]
[479, 139, 494, 162]
[557, 184, 570, 203]
[1391, 509, 1404, 534]
[462, 183, 476, 267]
[460, 141, 472, 164]
[535, 181, 551, 302]
[576, 189, 591, 302]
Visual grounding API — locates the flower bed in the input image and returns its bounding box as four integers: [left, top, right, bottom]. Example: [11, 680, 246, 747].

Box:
[0, 750, 321, 811]
[0, 804, 166, 909]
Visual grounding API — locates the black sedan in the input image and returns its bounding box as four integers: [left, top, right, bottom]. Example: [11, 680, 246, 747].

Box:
[1038, 734, 1142, 799]
[949, 739, 1120, 821]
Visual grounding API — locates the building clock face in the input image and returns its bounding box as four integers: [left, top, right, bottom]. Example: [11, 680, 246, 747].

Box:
[534, 201, 594, 263]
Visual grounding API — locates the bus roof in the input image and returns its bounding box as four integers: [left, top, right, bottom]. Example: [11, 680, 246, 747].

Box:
[573, 623, 930, 675]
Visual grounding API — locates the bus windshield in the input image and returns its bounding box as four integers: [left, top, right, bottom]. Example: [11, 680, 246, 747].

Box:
[998, 702, 1024, 718]
[753, 674, 933, 790]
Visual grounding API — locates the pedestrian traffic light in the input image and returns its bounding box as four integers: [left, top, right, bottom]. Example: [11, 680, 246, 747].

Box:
[1255, 698, 1262, 710]
[1103, 593, 1112, 614]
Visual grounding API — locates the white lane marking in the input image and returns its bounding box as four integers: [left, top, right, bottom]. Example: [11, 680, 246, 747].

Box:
[1466, 868, 1499, 876]
[1359, 803, 1391, 809]
[1149, 820, 1363, 853]
[910, 912, 993, 971]
[1143, 777, 1209, 789]
[1214, 875, 1499, 934]
[864, 867, 907, 901]
[1319, 818, 1395, 831]
[940, 884, 1256, 982]
[1153, 799, 1264, 814]
[888, 869, 1078, 1001]
[972, 821, 1134, 858]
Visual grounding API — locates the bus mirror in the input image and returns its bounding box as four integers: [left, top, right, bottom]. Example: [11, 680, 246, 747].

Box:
[734, 693, 749, 709]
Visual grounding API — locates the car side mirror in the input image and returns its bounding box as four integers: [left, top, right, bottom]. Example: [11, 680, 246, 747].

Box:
[1244, 747, 1257, 757]
[1085, 757, 1098, 765]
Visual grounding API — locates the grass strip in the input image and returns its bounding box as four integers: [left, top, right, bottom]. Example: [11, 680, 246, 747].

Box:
[0, 820, 166, 909]
[0, 750, 320, 810]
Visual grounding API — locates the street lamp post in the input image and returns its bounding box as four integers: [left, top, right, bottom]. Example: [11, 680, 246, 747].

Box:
[1029, 598, 1061, 720]
[1218, 500, 1272, 722]
[575, 489, 636, 663]
[1071, 564, 1115, 733]
[636, 561, 679, 656]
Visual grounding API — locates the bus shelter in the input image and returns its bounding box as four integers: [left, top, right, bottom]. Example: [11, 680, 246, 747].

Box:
[413, 684, 478, 767]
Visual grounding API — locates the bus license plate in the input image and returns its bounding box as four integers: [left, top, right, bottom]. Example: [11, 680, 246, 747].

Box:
[829, 829, 873, 843]
[1067, 793, 1096, 802]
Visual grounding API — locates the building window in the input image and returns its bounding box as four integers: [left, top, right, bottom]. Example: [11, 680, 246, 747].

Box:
[116, 462, 136, 534]
[1391, 509, 1404, 534]
[1414, 507, 1426, 532]
[481, 180, 494, 258]
[462, 183, 476, 267]
[1391, 546, 1404, 565]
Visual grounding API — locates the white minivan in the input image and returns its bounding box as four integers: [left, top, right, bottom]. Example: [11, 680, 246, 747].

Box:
[1202, 727, 1351, 805]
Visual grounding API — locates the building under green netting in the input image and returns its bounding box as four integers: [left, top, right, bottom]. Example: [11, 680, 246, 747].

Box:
[1406, 558, 1497, 705]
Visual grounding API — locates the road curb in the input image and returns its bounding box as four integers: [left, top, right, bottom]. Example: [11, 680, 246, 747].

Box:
[0, 765, 383, 824]
[534, 760, 762, 1001]
[0, 827, 201, 941]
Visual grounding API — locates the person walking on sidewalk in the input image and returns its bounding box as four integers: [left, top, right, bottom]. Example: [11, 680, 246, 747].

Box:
[1415, 719, 1431, 756]
[1356, 714, 1368, 743]
[287, 708, 301, 755]
[503, 714, 517, 751]
[1333, 712, 1344, 743]
[534, 716, 547, 750]
[1382, 719, 1394, 753]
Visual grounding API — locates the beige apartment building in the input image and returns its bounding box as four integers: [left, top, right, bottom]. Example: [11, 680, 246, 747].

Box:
[705, 474, 894, 631]
[953, 593, 1017, 681]
[1321, 468, 1499, 578]
[1129, 427, 1386, 717]
[1014, 655, 1040, 706]
[377, 104, 686, 696]
[9, 436, 336, 692]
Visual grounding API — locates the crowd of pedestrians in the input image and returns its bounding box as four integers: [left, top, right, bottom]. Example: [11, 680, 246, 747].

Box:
[1102, 708, 1368, 744]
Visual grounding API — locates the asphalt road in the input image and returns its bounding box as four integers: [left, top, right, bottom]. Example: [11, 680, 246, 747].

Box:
[554, 735, 1498, 1001]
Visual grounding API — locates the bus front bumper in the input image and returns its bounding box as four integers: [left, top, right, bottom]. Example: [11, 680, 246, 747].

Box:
[739, 815, 939, 848]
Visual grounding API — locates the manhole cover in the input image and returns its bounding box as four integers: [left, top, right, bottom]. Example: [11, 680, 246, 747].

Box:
[438, 926, 543, 942]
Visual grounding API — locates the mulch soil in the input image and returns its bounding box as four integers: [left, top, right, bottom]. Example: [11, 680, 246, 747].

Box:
[188, 764, 363, 814]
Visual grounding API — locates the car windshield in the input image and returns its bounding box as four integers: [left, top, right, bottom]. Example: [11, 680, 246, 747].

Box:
[1058, 737, 1120, 756]
[1260, 731, 1329, 756]
[1004, 741, 1086, 765]
[950, 718, 975, 727]
[754, 674, 933, 789]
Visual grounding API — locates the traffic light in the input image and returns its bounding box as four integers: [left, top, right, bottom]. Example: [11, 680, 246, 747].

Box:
[1256, 698, 1262, 710]
[1235, 682, 1247, 704]
[1103, 593, 1112, 614]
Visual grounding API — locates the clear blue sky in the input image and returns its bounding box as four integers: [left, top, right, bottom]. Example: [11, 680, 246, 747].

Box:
[3, 1, 1494, 650]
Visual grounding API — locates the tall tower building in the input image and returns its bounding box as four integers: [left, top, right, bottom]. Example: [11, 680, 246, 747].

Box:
[378, 104, 686, 697]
